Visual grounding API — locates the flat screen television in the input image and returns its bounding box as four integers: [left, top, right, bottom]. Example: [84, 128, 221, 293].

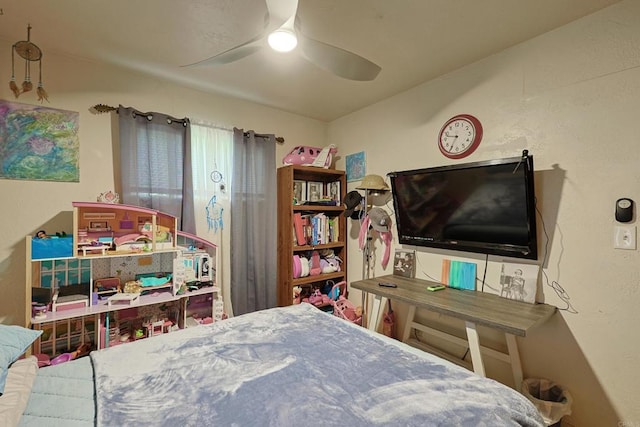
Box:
[388, 153, 538, 260]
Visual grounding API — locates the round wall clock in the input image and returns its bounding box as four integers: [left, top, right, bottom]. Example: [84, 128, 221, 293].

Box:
[438, 114, 483, 159]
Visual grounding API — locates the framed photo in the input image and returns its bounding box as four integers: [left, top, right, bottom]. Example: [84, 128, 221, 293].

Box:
[346, 151, 366, 182]
[293, 179, 307, 204]
[307, 181, 323, 202]
[327, 181, 341, 204]
[89, 221, 108, 230]
[393, 250, 416, 278]
[496, 263, 539, 304]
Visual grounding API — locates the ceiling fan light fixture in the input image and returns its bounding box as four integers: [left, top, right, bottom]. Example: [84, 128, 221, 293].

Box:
[268, 29, 297, 53]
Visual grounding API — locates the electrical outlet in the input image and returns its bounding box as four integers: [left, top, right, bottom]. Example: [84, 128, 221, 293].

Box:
[614, 225, 636, 250]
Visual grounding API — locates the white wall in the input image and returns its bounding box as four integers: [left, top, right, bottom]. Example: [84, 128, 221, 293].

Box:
[329, 1, 640, 425]
[0, 40, 326, 326]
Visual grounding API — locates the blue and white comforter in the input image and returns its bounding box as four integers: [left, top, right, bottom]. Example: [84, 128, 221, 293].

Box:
[91, 303, 543, 426]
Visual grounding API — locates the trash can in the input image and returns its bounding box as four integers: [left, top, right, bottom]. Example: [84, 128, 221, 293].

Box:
[522, 378, 573, 427]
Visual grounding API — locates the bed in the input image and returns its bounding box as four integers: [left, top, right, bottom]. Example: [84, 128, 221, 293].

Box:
[7, 304, 543, 426]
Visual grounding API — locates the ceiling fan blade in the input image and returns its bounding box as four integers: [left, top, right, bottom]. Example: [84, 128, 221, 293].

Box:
[183, 0, 297, 68]
[295, 20, 381, 81]
[182, 38, 264, 67]
[265, 0, 298, 28]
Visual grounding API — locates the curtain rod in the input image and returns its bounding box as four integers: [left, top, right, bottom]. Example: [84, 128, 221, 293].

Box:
[90, 103, 284, 143]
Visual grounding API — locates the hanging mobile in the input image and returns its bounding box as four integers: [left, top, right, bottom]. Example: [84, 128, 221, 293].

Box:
[210, 170, 223, 183]
[210, 163, 226, 192]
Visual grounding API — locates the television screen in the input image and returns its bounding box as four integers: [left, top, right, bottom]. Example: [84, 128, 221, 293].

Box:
[388, 154, 537, 259]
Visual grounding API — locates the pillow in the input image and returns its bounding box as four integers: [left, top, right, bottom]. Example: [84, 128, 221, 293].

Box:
[0, 356, 38, 426]
[0, 325, 42, 395]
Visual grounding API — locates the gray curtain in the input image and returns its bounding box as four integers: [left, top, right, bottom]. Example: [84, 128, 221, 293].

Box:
[118, 106, 195, 232]
[230, 128, 277, 315]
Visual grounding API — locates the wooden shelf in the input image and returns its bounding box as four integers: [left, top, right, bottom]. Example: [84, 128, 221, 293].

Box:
[292, 272, 346, 287]
[292, 242, 345, 252]
[276, 165, 347, 307]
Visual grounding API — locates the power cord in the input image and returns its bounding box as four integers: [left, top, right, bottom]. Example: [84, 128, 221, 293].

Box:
[536, 201, 577, 313]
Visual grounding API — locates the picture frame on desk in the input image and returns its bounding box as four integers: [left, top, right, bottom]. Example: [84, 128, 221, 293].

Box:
[495, 263, 539, 304]
[393, 249, 416, 278]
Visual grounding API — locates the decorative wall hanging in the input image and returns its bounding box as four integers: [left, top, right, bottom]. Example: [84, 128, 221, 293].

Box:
[205, 195, 224, 233]
[10, 24, 49, 102]
[97, 191, 120, 204]
[0, 100, 79, 182]
[346, 151, 366, 182]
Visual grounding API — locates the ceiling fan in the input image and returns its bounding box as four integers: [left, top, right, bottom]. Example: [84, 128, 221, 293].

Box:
[184, 0, 381, 81]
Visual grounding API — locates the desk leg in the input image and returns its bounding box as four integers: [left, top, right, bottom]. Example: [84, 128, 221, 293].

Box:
[402, 305, 416, 343]
[506, 333, 523, 392]
[367, 294, 385, 332]
[465, 321, 486, 377]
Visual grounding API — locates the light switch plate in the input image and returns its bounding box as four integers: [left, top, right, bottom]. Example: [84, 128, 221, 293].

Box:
[614, 225, 636, 250]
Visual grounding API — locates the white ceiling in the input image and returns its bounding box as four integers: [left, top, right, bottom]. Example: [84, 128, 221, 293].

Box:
[0, 0, 620, 122]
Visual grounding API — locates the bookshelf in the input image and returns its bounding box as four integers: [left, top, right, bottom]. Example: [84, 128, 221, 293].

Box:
[276, 165, 347, 306]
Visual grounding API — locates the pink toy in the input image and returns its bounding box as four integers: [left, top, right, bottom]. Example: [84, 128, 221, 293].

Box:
[308, 289, 323, 305]
[328, 281, 363, 326]
[309, 251, 322, 276]
[50, 353, 73, 365]
[282, 145, 337, 168]
[307, 288, 333, 306]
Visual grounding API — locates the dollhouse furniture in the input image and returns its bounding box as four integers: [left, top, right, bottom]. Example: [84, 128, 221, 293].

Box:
[25, 201, 222, 358]
[13, 303, 544, 426]
[79, 243, 110, 256]
[107, 293, 140, 306]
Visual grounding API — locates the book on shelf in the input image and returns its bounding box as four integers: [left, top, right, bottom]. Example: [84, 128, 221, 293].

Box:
[292, 212, 339, 246]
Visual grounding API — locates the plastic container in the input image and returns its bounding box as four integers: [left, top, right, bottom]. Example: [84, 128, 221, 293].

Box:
[522, 378, 573, 427]
[50, 353, 73, 366]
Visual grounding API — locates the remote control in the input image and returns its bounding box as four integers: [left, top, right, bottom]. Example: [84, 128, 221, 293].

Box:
[378, 282, 398, 288]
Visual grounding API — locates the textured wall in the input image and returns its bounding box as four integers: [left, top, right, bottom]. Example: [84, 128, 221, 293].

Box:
[329, 1, 640, 425]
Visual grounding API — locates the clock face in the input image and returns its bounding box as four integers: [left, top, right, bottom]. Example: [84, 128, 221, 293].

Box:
[438, 114, 483, 159]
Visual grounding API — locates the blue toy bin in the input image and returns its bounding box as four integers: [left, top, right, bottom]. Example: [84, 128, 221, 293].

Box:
[32, 236, 73, 259]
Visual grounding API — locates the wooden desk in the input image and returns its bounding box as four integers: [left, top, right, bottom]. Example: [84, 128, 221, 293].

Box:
[351, 274, 556, 390]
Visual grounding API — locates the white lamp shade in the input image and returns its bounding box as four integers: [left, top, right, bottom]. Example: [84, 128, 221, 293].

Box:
[268, 29, 298, 52]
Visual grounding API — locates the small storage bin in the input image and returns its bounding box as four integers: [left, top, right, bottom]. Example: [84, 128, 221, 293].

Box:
[522, 378, 573, 426]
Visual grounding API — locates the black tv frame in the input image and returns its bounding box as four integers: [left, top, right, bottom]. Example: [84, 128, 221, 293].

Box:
[388, 152, 538, 260]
